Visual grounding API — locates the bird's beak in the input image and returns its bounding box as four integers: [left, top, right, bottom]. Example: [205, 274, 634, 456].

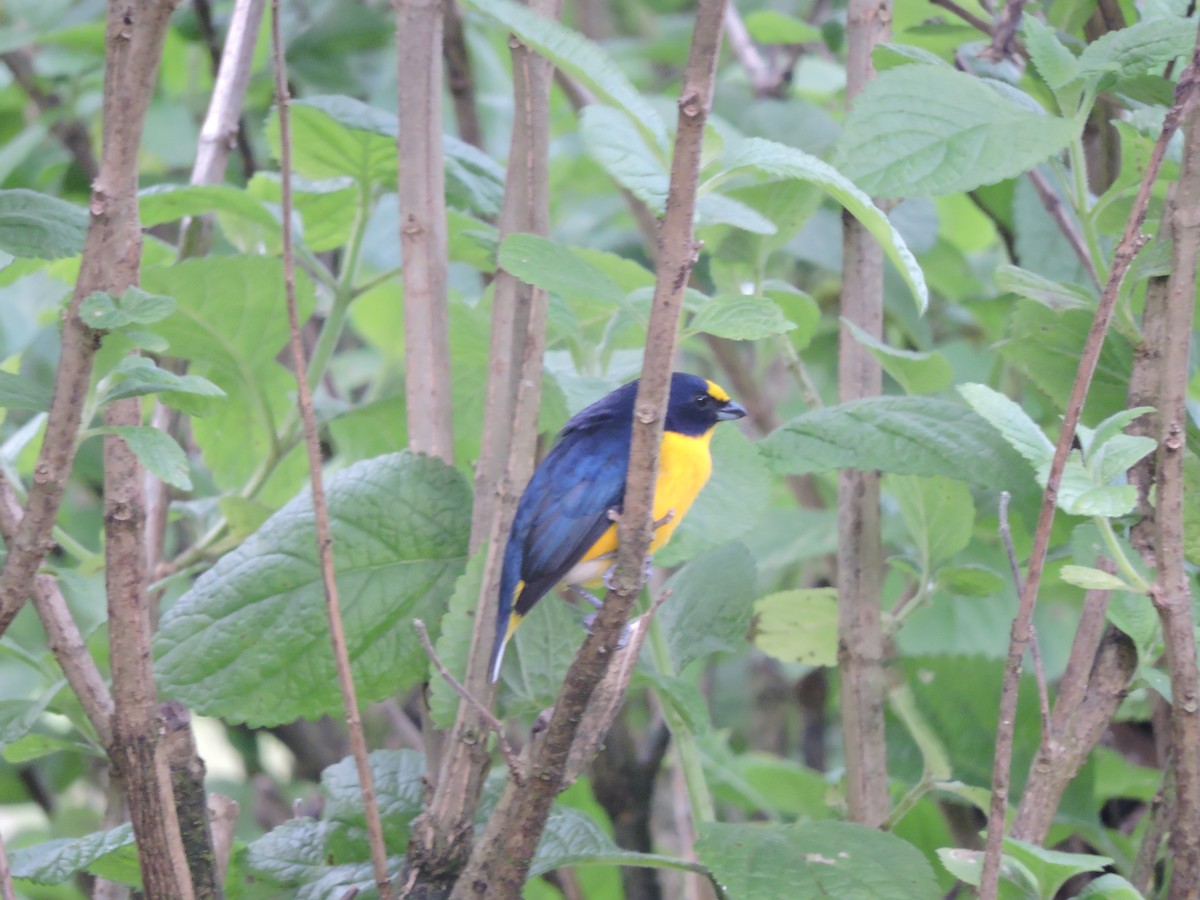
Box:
[716, 400, 747, 421]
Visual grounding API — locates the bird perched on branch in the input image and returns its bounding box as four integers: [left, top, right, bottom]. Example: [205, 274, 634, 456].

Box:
[489, 372, 746, 683]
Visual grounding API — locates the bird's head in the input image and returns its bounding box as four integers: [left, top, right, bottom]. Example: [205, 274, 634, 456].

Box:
[665, 373, 747, 437]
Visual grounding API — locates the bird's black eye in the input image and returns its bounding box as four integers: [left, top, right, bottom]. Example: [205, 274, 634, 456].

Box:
[695, 393, 712, 407]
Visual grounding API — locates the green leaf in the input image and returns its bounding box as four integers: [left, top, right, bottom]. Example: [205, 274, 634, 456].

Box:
[886, 475, 974, 571]
[428, 549, 485, 729]
[96, 426, 192, 491]
[0, 681, 64, 747]
[154, 452, 471, 725]
[139, 183, 280, 232]
[531, 806, 699, 878]
[1077, 16, 1194, 85]
[842, 319, 953, 394]
[245, 818, 402, 900]
[100, 357, 226, 408]
[889, 683, 953, 781]
[994, 264, 1093, 310]
[0, 370, 51, 411]
[0, 189, 87, 259]
[761, 395, 1033, 489]
[2, 732, 98, 763]
[657, 426, 773, 567]
[696, 193, 778, 234]
[936, 847, 1040, 899]
[1185, 451, 1200, 565]
[580, 105, 668, 208]
[498, 233, 625, 306]
[835, 65, 1078, 197]
[1060, 564, 1140, 592]
[79, 287, 175, 331]
[938, 564, 1007, 596]
[321, 749, 426, 849]
[1088, 433, 1156, 485]
[1023, 17, 1079, 89]
[8, 824, 135, 885]
[957, 383, 1054, 470]
[743, 9, 821, 44]
[688, 293, 795, 341]
[1072, 873, 1145, 899]
[657, 542, 756, 672]
[1003, 837, 1110, 898]
[697, 821, 940, 899]
[463, 0, 668, 150]
[751, 588, 838, 666]
[722, 137, 929, 313]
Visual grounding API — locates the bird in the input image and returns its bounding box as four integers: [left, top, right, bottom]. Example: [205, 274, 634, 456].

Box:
[489, 372, 746, 683]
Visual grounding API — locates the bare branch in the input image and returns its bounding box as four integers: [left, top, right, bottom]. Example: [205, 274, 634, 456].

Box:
[0, 823, 15, 900]
[414, 619, 523, 783]
[979, 46, 1200, 900]
[1, 49, 100, 180]
[451, 0, 729, 892]
[1027, 168, 1102, 289]
[271, 5, 393, 897]
[444, 0, 484, 149]
[397, 0, 455, 463]
[192, 0, 258, 179]
[983, 0, 1027, 60]
[928, 0, 993, 36]
[1151, 74, 1200, 896]
[838, 0, 892, 829]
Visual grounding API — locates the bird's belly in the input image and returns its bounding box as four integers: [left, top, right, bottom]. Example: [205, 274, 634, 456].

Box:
[571, 429, 713, 581]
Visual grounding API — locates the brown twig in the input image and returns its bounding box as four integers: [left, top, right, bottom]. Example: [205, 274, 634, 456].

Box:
[1132, 770, 1171, 894]
[979, 46, 1200, 900]
[1027, 168, 1102, 289]
[0, 49, 100, 180]
[444, 0, 484, 150]
[270, 5, 393, 898]
[838, 0, 892, 829]
[450, 0, 729, 893]
[397, 0, 455, 463]
[998, 493, 1051, 733]
[0, 472, 115, 747]
[1150, 77, 1200, 897]
[414, 619, 523, 783]
[929, 0, 994, 36]
[406, 0, 557, 885]
[983, 0, 1027, 60]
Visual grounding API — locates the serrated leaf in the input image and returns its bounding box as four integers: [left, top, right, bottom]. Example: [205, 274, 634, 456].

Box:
[1072, 873, 1145, 899]
[743, 9, 821, 43]
[1089, 433, 1156, 485]
[580, 105, 668, 208]
[1003, 838, 1109, 898]
[101, 357, 226, 406]
[1077, 16, 1194, 85]
[696, 192, 778, 234]
[887, 475, 974, 571]
[463, 0, 668, 149]
[8, 824, 135, 885]
[688, 293, 795, 341]
[1060, 564, 1140, 592]
[245, 818, 403, 900]
[751, 588, 838, 666]
[843, 319, 953, 394]
[936, 848, 1040, 899]
[0, 189, 87, 259]
[697, 821, 940, 899]
[0, 370, 51, 411]
[958, 383, 1054, 470]
[722, 137, 928, 312]
[1023, 17, 1079, 89]
[79, 287, 175, 331]
[0, 680, 65, 748]
[938, 564, 1007, 596]
[994, 264, 1092, 310]
[154, 453, 471, 725]
[761, 395, 1033, 489]
[321, 749, 426, 849]
[658, 542, 756, 672]
[98, 426, 192, 491]
[2, 732, 98, 763]
[531, 806, 699, 878]
[835, 65, 1077, 197]
[498, 233, 625, 306]
[139, 183, 280, 231]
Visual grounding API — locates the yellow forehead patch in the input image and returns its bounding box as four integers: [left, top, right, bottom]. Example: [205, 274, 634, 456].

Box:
[705, 379, 730, 402]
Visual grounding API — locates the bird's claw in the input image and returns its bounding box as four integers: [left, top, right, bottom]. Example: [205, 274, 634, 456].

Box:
[582, 612, 632, 649]
[601, 556, 653, 591]
[567, 584, 604, 610]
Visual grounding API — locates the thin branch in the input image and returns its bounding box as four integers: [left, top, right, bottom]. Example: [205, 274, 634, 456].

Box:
[271, 6, 393, 898]
[983, 0, 1027, 60]
[928, 0, 993, 36]
[0, 472, 115, 747]
[838, 0, 892, 829]
[444, 0, 484, 150]
[192, 0, 257, 179]
[1132, 771, 1171, 895]
[978, 47, 1200, 900]
[1150, 74, 1200, 897]
[450, 1, 729, 893]
[0, 825, 15, 900]
[414, 619, 523, 783]
[397, 0, 455, 463]
[1027, 168, 1102, 289]
[722, 3, 802, 99]
[998, 493, 1050, 733]
[0, 49, 100, 180]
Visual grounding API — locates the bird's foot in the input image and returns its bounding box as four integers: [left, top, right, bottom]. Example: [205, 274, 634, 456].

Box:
[582, 611, 633, 649]
[601, 556, 654, 592]
[567, 583, 604, 610]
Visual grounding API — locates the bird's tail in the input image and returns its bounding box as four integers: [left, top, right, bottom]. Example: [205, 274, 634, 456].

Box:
[489, 540, 524, 683]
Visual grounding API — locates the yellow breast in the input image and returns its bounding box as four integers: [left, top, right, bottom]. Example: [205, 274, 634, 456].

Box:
[575, 428, 714, 572]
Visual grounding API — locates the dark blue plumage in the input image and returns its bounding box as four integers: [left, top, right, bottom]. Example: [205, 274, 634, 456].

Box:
[489, 373, 746, 682]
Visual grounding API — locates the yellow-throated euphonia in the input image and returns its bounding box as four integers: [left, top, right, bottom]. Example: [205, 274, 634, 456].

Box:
[489, 372, 746, 682]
